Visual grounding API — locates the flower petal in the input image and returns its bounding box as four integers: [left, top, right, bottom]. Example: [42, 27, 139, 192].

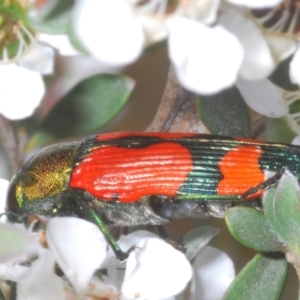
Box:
[118, 230, 159, 250]
[167, 17, 243, 95]
[19, 43, 54, 75]
[0, 263, 28, 282]
[46, 217, 107, 292]
[0, 64, 45, 120]
[292, 135, 300, 145]
[121, 238, 192, 300]
[39, 34, 80, 56]
[73, 0, 144, 65]
[17, 249, 64, 300]
[226, 0, 283, 8]
[236, 77, 288, 117]
[182, 0, 220, 25]
[264, 34, 297, 62]
[190, 246, 235, 300]
[0, 223, 38, 263]
[289, 47, 300, 86]
[220, 8, 275, 80]
[139, 14, 167, 45]
[101, 230, 159, 290]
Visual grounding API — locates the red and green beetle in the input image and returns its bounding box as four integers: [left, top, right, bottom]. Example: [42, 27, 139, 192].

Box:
[5, 132, 299, 259]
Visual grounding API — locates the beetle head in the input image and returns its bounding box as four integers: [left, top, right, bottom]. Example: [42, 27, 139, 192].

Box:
[5, 142, 79, 221]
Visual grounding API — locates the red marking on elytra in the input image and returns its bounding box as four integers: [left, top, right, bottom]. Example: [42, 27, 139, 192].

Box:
[217, 146, 264, 198]
[95, 132, 197, 141]
[70, 142, 193, 202]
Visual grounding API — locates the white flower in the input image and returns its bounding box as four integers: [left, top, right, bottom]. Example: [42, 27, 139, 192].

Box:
[120, 234, 192, 300]
[236, 77, 288, 118]
[46, 217, 108, 292]
[17, 248, 65, 300]
[71, 0, 295, 96]
[190, 246, 235, 300]
[0, 63, 45, 120]
[226, 0, 283, 8]
[0, 7, 55, 120]
[292, 135, 300, 145]
[103, 230, 235, 300]
[167, 17, 243, 94]
[0, 223, 38, 264]
[219, 7, 275, 81]
[73, 0, 144, 66]
[289, 48, 300, 86]
[38, 34, 80, 56]
[0, 207, 236, 300]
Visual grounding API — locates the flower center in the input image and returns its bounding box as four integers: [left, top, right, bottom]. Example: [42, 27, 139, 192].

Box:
[251, 0, 300, 36]
[0, 0, 35, 61]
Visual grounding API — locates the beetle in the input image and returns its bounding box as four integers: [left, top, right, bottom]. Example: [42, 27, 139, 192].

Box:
[5, 132, 300, 260]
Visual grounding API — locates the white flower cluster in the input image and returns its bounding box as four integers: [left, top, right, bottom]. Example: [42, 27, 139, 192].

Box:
[0, 178, 235, 300]
[72, 0, 296, 96]
[3, 0, 300, 139]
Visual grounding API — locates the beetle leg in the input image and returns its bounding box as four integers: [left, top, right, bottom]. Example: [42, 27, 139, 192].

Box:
[241, 168, 285, 199]
[85, 203, 130, 261]
[71, 191, 131, 260]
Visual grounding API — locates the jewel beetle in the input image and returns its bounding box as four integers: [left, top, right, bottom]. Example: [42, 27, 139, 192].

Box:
[5, 132, 300, 260]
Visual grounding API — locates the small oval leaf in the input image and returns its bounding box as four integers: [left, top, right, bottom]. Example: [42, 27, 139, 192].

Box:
[225, 207, 282, 252]
[27, 1, 74, 34]
[29, 74, 134, 147]
[197, 87, 250, 137]
[263, 172, 300, 255]
[223, 253, 288, 300]
[266, 117, 296, 143]
[182, 226, 219, 261]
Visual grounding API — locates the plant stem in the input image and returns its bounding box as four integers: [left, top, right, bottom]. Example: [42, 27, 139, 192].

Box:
[147, 66, 209, 133]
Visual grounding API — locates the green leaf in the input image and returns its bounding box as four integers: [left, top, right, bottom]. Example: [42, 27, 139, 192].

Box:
[182, 226, 219, 261]
[225, 207, 282, 252]
[9, 282, 17, 300]
[264, 172, 300, 255]
[269, 56, 299, 91]
[266, 117, 296, 143]
[223, 253, 288, 300]
[29, 74, 134, 148]
[0, 224, 37, 262]
[197, 87, 251, 137]
[27, 0, 74, 34]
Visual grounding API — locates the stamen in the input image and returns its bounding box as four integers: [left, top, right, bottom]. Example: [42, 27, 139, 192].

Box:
[2, 47, 9, 63]
[255, 9, 276, 24]
[290, 111, 300, 120]
[15, 29, 25, 60]
[268, 10, 289, 32]
[287, 5, 300, 33]
[21, 24, 35, 45]
[251, 1, 300, 36]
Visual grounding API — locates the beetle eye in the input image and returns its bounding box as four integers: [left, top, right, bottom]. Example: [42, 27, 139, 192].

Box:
[6, 181, 23, 219]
